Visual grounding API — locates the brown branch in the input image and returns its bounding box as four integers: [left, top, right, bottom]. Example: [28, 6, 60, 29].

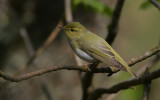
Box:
[0, 65, 89, 82]
[87, 46, 160, 100]
[0, 46, 159, 82]
[4, 3, 62, 100]
[106, 0, 125, 44]
[127, 46, 160, 66]
[19, 27, 35, 56]
[82, 63, 99, 100]
[17, 18, 54, 100]
[4, 1, 35, 57]
[109, 46, 160, 75]
[65, 0, 73, 23]
[142, 81, 151, 100]
[136, 53, 160, 76]
[87, 68, 160, 100]
[15, 20, 63, 75]
[149, 0, 160, 11]
[102, 51, 160, 100]
[35, 20, 63, 57]
[142, 69, 151, 100]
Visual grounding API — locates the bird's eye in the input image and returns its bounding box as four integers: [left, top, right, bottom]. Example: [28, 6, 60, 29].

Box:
[70, 29, 74, 32]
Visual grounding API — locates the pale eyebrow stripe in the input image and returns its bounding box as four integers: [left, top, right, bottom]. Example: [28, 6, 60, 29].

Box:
[66, 28, 78, 30]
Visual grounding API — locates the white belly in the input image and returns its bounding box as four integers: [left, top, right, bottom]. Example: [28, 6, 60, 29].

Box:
[74, 48, 98, 63]
[69, 39, 98, 63]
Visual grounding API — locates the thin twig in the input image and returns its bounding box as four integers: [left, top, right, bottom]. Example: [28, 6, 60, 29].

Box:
[18, 16, 54, 100]
[127, 46, 160, 66]
[142, 68, 151, 100]
[102, 53, 160, 100]
[106, 0, 125, 44]
[104, 53, 160, 100]
[0, 65, 89, 82]
[4, 1, 35, 57]
[87, 47, 160, 100]
[3, 3, 62, 100]
[149, 0, 160, 11]
[87, 68, 160, 100]
[82, 63, 99, 100]
[0, 20, 62, 99]
[65, 0, 73, 23]
[143, 81, 151, 100]
[0, 45, 159, 82]
[15, 20, 63, 75]
[19, 27, 35, 56]
[110, 46, 160, 75]
[136, 53, 160, 76]
[35, 20, 63, 57]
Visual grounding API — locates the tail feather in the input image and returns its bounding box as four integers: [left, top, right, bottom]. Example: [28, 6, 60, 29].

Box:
[126, 67, 137, 78]
[113, 53, 137, 78]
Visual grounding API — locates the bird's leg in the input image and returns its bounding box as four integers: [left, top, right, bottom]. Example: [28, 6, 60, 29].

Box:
[110, 67, 119, 72]
[83, 64, 91, 71]
[107, 67, 117, 77]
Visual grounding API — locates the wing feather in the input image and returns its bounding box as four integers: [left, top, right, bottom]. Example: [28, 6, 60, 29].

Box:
[76, 34, 126, 71]
[75, 32, 136, 78]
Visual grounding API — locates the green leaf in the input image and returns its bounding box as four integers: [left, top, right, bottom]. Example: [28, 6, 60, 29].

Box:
[140, 0, 160, 9]
[72, 0, 113, 17]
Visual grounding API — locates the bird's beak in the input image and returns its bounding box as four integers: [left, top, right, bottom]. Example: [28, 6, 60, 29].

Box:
[58, 26, 66, 30]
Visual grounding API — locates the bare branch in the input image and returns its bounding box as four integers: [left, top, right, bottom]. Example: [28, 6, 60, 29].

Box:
[3, 3, 62, 100]
[142, 81, 151, 100]
[4, 1, 35, 57]
[0, 65, 89, 82]
[87, 47, 160, 100]
[65, 0, 73, 23]
[136, 53, 160, 76]
[110, 46, 160, 75]
[35, 20, 63, 57]
[149, 0, 160, 11]
[19, 27, 35, 56]
[142, 69, 151, 100]
[87, 68, 160, 100]
[102, 52, 160, 100]
[82, 63, 99, 100]
[106, 0, 125, 44]
[15, 20, 63, 75]
[127, 46, 160, 66]
[0, 46, 159, 82]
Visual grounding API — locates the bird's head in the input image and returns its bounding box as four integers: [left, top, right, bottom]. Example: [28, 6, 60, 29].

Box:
[59, 22, 88, 40]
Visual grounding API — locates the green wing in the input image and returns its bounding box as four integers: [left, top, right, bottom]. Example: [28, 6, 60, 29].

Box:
[76, 33, 127, 71]
[76, 32, 137, 78]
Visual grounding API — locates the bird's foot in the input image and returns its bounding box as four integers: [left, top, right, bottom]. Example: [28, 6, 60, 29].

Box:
[83, 64, 91, 71]
[106, 67, 114, 77]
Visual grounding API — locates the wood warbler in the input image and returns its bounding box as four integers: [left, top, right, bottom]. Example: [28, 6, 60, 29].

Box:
[59, 22, 137, 78]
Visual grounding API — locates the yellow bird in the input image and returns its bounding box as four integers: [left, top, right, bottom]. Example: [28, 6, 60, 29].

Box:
[59, 22, 137, 78]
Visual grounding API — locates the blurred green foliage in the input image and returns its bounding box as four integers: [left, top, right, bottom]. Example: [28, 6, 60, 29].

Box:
[72, 0, 113, 17]
[140, 0, 160, 9]
[119, 85, 143, 100]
